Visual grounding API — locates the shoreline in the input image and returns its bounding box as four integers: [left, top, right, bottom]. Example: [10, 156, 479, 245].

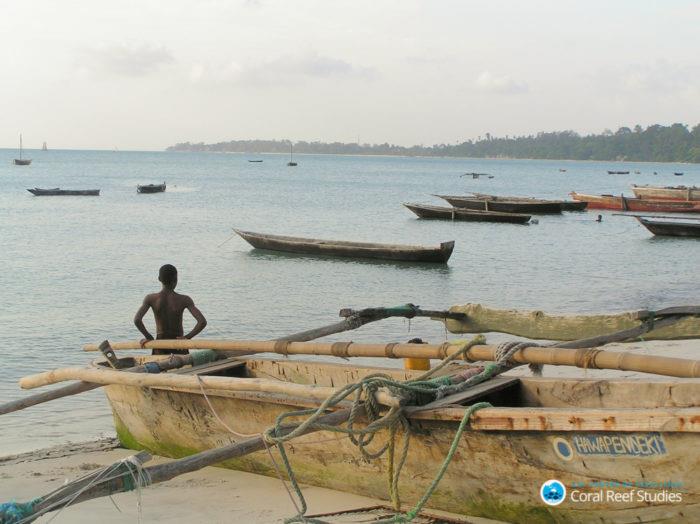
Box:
[0, 439, 500, 524]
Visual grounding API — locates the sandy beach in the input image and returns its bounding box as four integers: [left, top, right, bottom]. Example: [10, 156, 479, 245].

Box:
[0, 438, 505, 523]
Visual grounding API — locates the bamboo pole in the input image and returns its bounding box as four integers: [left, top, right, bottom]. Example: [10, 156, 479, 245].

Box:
[18, 367, 401, 407]
[51, 339, 700, 378]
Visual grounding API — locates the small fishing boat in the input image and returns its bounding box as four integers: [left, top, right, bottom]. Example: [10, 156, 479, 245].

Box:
[435, 194, 562, 214]
[607, 170, 629, 175]
[469, 192, 587, 211]
[137, 182, 166, 194]
[42, 142, 48, 151]
[675, 172, 684, 176]
[287, 143, 297, 166]
[633, 216, 700, 237]
[570, 192, 700, 213]
[632, 184, 700, 201]
[558, 168, 567, 172]
[234, 229, 455, 263]
[460, 172, 490, 179]
[248, 160, 263, 163]
[404, 203, 531, 224]
[27, 188, 100, 196]
[13, 134, 31, 166]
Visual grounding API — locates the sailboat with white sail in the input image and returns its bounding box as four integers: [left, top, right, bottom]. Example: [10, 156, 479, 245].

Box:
[287, 142, 297, 166]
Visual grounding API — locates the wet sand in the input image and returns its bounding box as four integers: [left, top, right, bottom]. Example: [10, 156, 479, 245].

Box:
[0, 439, 502, 523]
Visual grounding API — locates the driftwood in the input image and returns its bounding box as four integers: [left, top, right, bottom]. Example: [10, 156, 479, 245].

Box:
[443, 303, 700, 340]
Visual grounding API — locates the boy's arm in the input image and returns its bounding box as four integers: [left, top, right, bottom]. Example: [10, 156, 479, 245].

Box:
[134, 296, 154, 346]
[183, 297, 207, 339]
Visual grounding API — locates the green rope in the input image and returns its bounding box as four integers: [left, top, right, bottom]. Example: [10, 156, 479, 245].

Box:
[0, 499, 41, 524]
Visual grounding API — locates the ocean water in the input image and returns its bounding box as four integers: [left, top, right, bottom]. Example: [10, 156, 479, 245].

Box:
[1, 149, 699, 454]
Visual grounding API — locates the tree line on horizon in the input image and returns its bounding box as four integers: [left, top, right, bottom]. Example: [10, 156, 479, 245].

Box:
[166, 123, 700, 163]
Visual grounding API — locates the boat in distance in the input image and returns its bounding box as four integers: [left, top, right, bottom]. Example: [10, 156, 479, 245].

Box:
[137, 183, 166, 194]
[435, 194, 562, 214]
[13, 133, 31, 165]
[607, 170, 629, 175]
[27, 188, 100, 196]
[469, 192, 587, 211]
[404, 203, 531, 224]
[570, 192, 700, 213]
[632, 184, 700, 201]
[234, 229, 455, 263]
[635, 216, 700, 237]
[101, 354, 700, 524]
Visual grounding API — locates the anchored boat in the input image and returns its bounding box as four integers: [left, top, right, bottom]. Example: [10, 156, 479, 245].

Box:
[27, 188, 100, 196]
[137, 183, 166, 194]
[634, 216, 700, 237]
[404, 203, 531, 223]
[632, 184, 700, 201]
[13, 134, 31, 166]
[234, 229, 455, 263]
[570, 192, 700, 213]
[435, 194, 563, 214]
[469, 192, 587, 211]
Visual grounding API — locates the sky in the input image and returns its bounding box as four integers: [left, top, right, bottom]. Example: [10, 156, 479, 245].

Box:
[2, 0, 700, 151]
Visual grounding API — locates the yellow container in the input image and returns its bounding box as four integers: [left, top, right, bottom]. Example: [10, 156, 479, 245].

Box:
[404, 357, 430, 371]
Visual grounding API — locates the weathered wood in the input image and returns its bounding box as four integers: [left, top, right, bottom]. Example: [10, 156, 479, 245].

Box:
[26, 408, 355, 521]
[18, 367, 401, 407]
[409, 377, 520, 411]
[77, 338, 700, 378]
[411, 406, 700, 432]
[443, 303, 700, 340]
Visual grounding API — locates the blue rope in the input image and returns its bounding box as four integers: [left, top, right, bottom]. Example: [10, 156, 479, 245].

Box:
[0, 498, 41, 524]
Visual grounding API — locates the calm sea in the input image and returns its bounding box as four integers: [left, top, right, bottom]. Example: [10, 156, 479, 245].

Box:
[1, 149, 698, 454]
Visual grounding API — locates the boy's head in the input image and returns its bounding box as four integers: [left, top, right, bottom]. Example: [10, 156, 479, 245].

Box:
[159, 264, 178, 289]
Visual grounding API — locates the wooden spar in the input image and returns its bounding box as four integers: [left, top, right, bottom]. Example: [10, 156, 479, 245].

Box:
[18, 368, 402, 406]
[23, 408, 355, 520]
[59, 340, 700, 378]
[3, 305, 435, 415]
[0, 348, 202, 416]
[277, 305, 466, 342]
[442, 303, 700, 340]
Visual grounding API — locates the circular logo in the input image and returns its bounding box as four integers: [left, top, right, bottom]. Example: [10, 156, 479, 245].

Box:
[540, 479, 566, 506]
[552, 437, 574, 461]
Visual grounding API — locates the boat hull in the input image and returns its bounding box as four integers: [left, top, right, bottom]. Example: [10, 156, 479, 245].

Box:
[469, 193, 587, 212]
[404, 203, 531, 224]
[234, 229, 455, 263]
[437, 195, 563, 214]
[137, 184, 166, 193]
[570, 192, 700, 213]
[632, 185, 700, 201]
[637, 217, 700, 237]
[104, 360, 700, 524]
[13, 159, 31, 166]
[27, 188, 100, 196]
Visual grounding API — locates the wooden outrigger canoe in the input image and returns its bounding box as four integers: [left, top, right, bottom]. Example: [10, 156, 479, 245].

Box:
[404, 203, 531, 224]
[234, 229, 455, 263]
[469, 192, 587, 211]
[632, 185, 700, 201]
[137, 183, 166, 194]
[635, 216, 700, 238]
[27, 188, 100, 196]
[569, 192, 700, 213]
[98, 355, 700, 524]
[435, 194, 563, 214]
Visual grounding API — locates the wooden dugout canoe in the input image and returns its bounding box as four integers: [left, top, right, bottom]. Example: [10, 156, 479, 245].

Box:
[469, 192, 588, 211]
[569, 192, 700, 213]
[101, 356, 700, 524]
[636, 217, 700, 238]
[404, 203, 531, 224]
[632, 185, 700, 201]
[233, 229, 455, 263]
[435, 194, 563, 214]
[137, 183, 166, 194]
[27, 188, 100, 196]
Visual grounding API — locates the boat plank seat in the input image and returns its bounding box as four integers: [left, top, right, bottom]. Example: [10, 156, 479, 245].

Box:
[176, 358, 247, 376]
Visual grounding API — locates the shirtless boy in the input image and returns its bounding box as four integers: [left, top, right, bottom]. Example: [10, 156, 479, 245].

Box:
[134, 264, 207, 355]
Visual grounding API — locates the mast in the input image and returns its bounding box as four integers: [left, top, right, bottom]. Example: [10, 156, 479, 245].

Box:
[19, 134, 23, 160]
[290, 142, 293, 162]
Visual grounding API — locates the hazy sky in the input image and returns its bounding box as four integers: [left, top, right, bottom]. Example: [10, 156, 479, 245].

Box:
[3, 0, 700, 150]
